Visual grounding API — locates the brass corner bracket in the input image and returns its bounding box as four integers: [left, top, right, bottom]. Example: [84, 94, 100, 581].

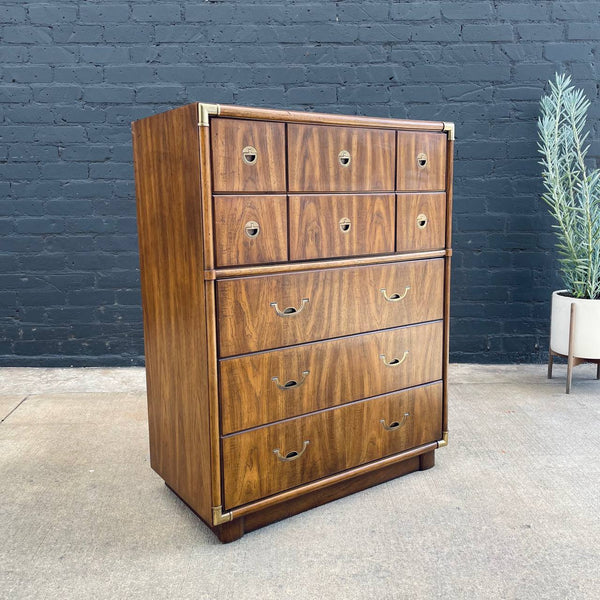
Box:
[212, 505, 233, 526]
[437, 431, 449, 448]
[199, 103, 221, 127]
[442, 122, 455, 141]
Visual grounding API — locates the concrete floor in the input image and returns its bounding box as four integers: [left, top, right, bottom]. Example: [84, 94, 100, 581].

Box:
[0, 364, 598, 600]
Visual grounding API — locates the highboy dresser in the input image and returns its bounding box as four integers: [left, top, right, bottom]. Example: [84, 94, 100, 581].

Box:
[132, 103, 454, 542]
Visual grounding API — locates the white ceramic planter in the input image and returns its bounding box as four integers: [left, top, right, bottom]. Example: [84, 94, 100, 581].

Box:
[550, 290, 600, 359]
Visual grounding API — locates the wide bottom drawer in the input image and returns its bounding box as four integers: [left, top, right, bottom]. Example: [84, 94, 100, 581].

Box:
[222, 381, 442, 509]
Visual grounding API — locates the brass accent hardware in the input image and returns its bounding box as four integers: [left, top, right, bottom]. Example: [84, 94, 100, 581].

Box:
[212, 505, 233, 525]
[437, 431, 449, 448]
[442, 121, 455, 141]
[273, 440, 309, 462]
[198, 103, 220, 127]
[270, 298, 309, 317]
[417, 152, 428, 169]
[338, 149, 351, 167]
[242, 145, 257, 165]
[380, 286, 410, 302]
[339, 217, 351, 233]
[380, 413, 410, 431]
[272, 370, 310, 390]
[417, 213, 428, 229]
[244, 220, 260, 238]
[379, 351, 409, 367]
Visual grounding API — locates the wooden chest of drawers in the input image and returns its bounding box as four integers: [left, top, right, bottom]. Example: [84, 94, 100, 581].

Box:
[132, 103, 454, 542]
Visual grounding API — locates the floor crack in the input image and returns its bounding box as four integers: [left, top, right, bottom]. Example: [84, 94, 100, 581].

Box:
[1, 396, 29, 423]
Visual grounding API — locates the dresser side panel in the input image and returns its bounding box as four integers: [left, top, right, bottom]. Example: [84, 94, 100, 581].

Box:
[132, 104, 212, 522]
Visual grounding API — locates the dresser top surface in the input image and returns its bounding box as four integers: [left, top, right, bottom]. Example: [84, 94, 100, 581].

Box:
[134, 101, 454, 138]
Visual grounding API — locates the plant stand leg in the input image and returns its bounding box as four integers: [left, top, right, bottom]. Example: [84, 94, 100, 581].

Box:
[566, 303, 576, 394]
[547, 348, 554, 379]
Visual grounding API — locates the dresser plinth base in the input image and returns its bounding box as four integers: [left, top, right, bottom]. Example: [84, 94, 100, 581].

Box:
[419, 449, 436, 471]
[168, 451, 435, 543]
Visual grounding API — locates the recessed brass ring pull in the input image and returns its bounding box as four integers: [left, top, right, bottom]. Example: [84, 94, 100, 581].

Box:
[242, 145, 257, 165]
[379, 351, 409, 367]
[244, 220, 260, 238]
[417, 152, 428, 168]
[380, 286, 410, 302]
[270, 298, 309, 317]
[416, 213, 428, 229]
[272, 370, 310, 390]
[339, 217, 351, 233]
[338, 149, 351, 167]
[273, 440, 309, 462]
[380, 413, 410, 431]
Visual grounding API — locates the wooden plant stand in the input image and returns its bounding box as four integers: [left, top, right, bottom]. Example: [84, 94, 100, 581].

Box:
[547, 302, 600, 394]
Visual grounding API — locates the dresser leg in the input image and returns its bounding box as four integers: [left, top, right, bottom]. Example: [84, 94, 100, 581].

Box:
[214, 518, 245, 543]
[419, 450, 435, 471]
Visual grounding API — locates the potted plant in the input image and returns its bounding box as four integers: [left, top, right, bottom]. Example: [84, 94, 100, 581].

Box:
[538, 73, 600, 393]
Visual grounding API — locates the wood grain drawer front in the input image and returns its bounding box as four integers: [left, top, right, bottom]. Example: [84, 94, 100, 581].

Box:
[397, 193, 447, 252]
[289, 194, 395, 261]
[211, 119, 286, 193]
[217, 258, 444, 357]
[222, 382, 443, 508]
[220, 321, 443, 434]
[214, 195, 288, 267]
[288, 124, 395, 192]
[397, 132, 447, 192]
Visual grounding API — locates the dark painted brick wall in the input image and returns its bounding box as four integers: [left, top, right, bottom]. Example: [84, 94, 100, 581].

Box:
[1, 1, 599, 366]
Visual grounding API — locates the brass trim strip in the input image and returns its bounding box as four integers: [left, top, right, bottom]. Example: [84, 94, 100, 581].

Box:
[198, 103, 221, 127]
[212, 505, 233, 525]
[442, 121, 455, 141]
[437, 431, 449, 448]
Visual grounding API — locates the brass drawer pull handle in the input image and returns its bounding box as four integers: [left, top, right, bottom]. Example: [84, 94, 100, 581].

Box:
[242, 145, 257, 165]
[273, 440, 309, 462]
[416, 213, 428, 229]
[380, 286, 410, 302]
[338, 149, 351, 167]
[339, 217, 351, 233]
[270, 298, 309, 317]
[380, 413, 410, 431]
[272, 370, 310, 390]
[380, 351, 409, 367]
[417, 152, 428, 168]
[244, 220, 260, 238]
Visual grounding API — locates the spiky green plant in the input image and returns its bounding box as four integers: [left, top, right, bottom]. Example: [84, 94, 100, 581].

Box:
[538, 73, 600, 300]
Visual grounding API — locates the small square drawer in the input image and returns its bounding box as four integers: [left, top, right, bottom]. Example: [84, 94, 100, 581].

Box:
[214, 195, 287, 267]
[397, 132, 447, 192]
[211, 119, 286, 192]
[288, 124, 395, 192]
[289, 194, 395, 261]
[397, 193, 446, 252]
